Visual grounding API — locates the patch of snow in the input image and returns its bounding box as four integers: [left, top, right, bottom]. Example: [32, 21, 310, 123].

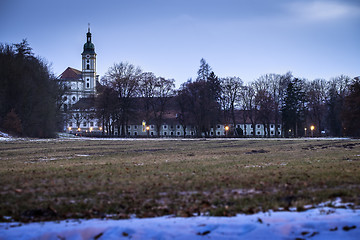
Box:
[1, 207, 359, 240]
[75, 154, 91, 157]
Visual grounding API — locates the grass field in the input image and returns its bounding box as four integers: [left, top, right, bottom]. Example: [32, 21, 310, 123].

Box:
[1, 138, 360, 222]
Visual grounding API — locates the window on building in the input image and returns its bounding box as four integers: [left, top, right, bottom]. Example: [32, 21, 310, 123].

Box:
[87, 83, 89, 88]
[217, 125, 220, 129]
[257, 131, 260, 135]
[151, 125, 154, 129]
[128, 132, 131, 136]
[163, 125, 167, 129]
[271, 131, 274, 135]
[164, 132, 167, 136]
[87, 64, 90, 70]
[90, 122, 93, 127]
[72, 96, 76, 101]
[237, 125, 240, 128]
[128, 126, 131, 129]
[171, 132, 174, 136]
[278, 124, 281, 129]
[170, 125, 174, 129]
[64, 104, 68, 113]
[217, 132, 220, 135]
[134, 125, 137, 129]
[177, 125, 180, 129]
[86, 59, 89, 63]
[177, 132, 181, 136]
[191, 132, 194, 136]
[210, 132, 214, 135]
[83, 122, 86, 127]
[151, 132, 154, 136]
[257, 124, 260, 129]
[271, 124, 274, 128]
[69, 122, 72, 127]
[134, 132, 138, 136]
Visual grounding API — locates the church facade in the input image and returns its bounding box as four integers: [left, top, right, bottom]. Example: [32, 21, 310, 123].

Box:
[58, 27, 101, 134]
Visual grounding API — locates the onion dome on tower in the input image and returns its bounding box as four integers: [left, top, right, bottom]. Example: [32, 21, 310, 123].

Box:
[83, 25, 95, 54]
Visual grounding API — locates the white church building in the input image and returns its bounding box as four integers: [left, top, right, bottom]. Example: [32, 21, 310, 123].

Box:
[58, 28, 282, 137]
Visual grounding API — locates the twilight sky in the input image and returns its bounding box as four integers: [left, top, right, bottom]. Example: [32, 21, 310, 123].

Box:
[1, 0, 359, 87]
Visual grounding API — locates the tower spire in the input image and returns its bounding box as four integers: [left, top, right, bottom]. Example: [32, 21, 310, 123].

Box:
[88, 23, 90, 33]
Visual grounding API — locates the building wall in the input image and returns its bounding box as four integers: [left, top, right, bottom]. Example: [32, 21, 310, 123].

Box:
[66, 120, 282, 137]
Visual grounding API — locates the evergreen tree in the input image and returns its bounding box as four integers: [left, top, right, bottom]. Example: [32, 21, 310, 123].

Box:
[0, 40, 62, 138]
[281, 78, 306, 137]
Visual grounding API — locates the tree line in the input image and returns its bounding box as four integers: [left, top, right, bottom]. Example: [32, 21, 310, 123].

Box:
[0, 40, 64, 138]
[95, 58, 360, 137]
[0, 40, 359, 138]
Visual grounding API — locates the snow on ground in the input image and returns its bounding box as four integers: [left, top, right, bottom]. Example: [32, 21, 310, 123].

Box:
[1, 206, 359, 240]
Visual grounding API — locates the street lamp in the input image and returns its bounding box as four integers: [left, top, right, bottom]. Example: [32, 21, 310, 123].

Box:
[304, 127, 307, 137]
[146, 126, 150, 137]
[224, 125, 229, 137]
[310, 125, 315, 137]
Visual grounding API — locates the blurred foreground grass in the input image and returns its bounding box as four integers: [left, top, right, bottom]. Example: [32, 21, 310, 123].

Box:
[0, 138, 359, 222]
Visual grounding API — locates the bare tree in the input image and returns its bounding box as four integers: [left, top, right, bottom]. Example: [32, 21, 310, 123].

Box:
[101, 62, 142, 136]
[239, 83, 256, 137]
[220, 76, 243, 135]
[151, 77, 175, 136]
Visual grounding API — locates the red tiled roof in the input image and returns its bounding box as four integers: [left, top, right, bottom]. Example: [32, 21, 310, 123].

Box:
[58, 67, 82, 80]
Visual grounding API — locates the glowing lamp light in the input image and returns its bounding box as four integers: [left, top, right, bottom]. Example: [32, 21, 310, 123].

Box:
[90, 127, 93, 132]
[146, 126, 150, 131]
[99, 127, 103, 131]
[77, 128, 81, 131]
[225, 126, 229, 131]
[310, 125, 315, 131]
[68, 127, 72, 131]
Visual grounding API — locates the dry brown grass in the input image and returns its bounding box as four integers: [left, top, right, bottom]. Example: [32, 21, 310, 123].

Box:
[1, 138, 360, 222]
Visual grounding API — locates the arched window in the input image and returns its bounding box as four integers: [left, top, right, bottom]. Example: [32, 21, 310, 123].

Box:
[87, 64, 90, 70]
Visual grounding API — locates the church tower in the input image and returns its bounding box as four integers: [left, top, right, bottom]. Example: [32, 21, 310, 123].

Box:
[81, 25, 97, 96]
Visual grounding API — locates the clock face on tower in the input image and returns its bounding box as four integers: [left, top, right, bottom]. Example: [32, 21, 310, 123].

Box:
[86, 54, 90, 59]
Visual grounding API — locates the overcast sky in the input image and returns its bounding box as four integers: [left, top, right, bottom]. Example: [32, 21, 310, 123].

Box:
[1, 0, 359, 87]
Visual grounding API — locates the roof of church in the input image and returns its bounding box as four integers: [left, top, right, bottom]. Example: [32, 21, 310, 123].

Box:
[58, 67, 82, 80]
